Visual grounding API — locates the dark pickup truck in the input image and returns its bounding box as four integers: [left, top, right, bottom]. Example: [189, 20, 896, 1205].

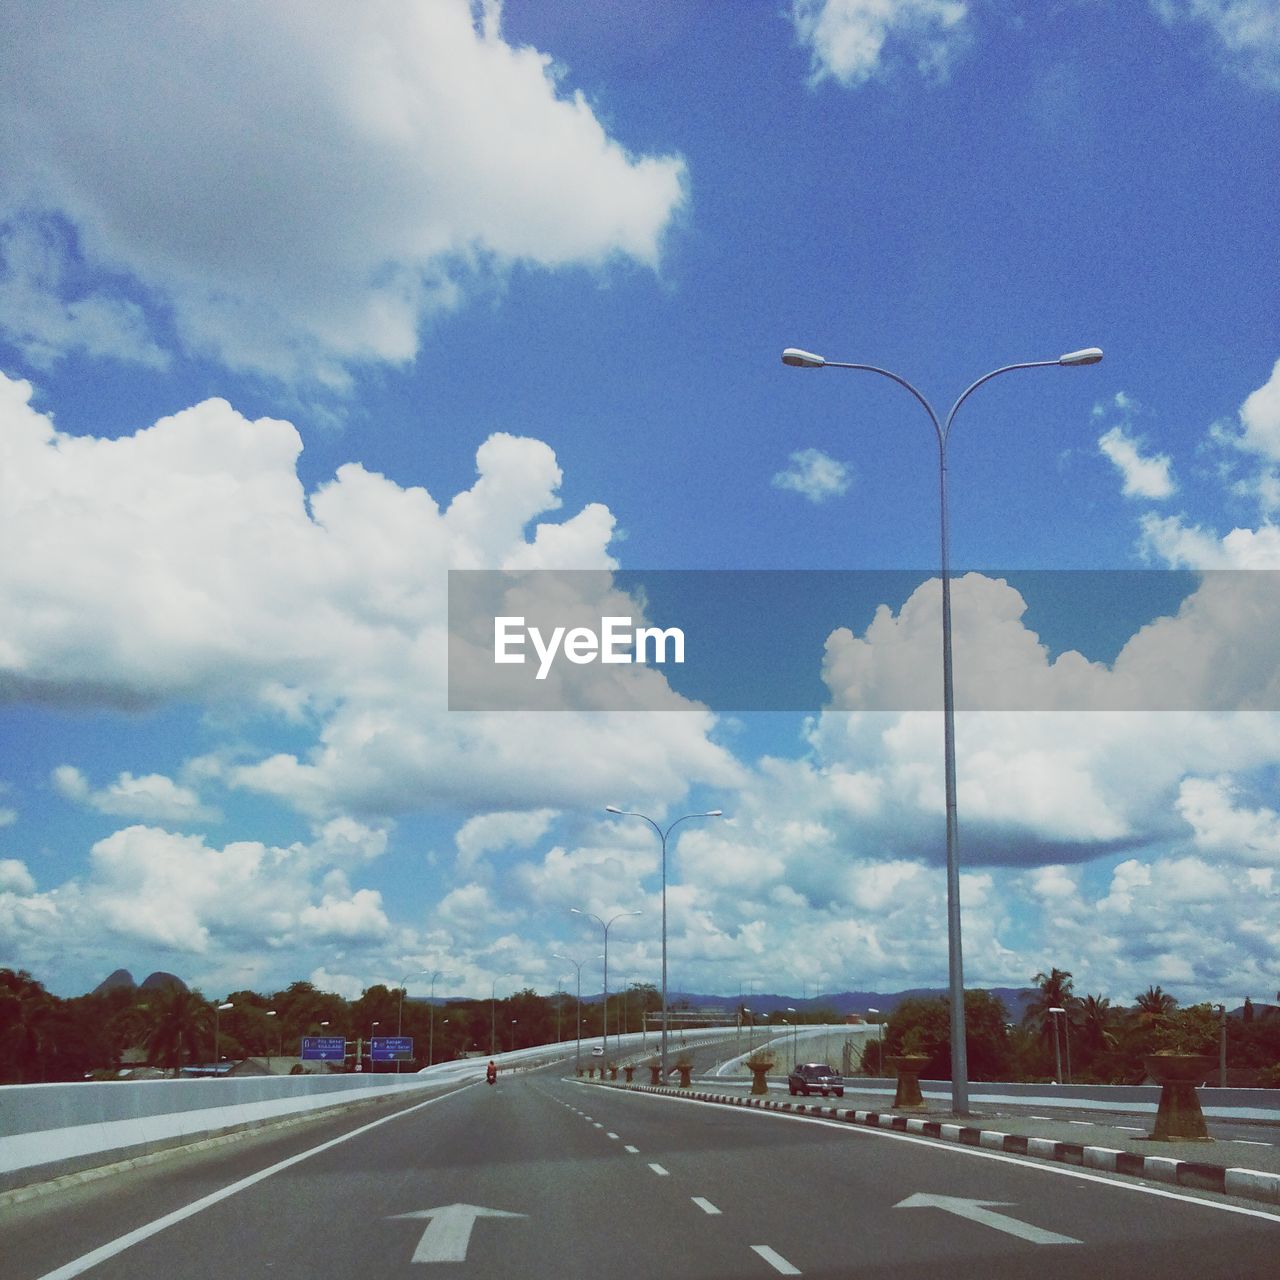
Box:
[787, 1062, 845, 1097]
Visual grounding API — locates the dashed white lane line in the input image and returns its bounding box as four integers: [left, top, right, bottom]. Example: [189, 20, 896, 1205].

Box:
[624, 1145, 640, 1154]
[751, 1244, 802, 1274]
[648, 1163, 670, 1177]
[607, 1132, 620, 1140]
[593, 1122, 603, 1128]
[1232, 1139, 1272, 1146]
[692, 1197, 721, 1215]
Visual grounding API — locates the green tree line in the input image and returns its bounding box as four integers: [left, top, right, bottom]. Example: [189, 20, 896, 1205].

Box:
[858, 969, 1280, 1086]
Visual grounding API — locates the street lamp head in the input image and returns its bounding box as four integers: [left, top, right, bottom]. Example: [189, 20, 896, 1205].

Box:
[1058, 347, 1103, 366]
[782, 347, 826, 368]
[706, 810, 723, 817]
[604, 805, 623, 814]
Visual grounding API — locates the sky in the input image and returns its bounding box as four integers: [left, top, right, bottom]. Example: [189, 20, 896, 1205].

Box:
[1, 1, 1279, 1011]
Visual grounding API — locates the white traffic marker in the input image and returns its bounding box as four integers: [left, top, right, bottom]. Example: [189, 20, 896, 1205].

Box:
[390, 1204, 527, 1263]
[648, 1162, 670, 1176]
[624, 1145, 640, 1154]
[692, 1197, 722, 1215]
[751, 1244, 802, 1274]
[894, 1194, 1081, 1246]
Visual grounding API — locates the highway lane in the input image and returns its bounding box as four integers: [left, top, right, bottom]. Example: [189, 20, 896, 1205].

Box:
[4, 1067, 1276, 1279]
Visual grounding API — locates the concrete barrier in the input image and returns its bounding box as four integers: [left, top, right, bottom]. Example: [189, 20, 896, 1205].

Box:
[0, 1073, 441, 1195]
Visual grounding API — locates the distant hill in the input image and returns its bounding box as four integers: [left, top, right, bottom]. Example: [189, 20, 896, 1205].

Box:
[665, 987, 1040, 1022]
[90, 969, 188, 997]
[92, 969, 136, 995]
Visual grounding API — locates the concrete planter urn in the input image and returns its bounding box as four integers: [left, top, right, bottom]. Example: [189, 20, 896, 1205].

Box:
[576, 1067, 584, 1078]
[587, 1066, 595, 1079]
[648, 1061, 662, 1085]
[1144, 1053, 1215, 1141]
[609, 1064, 618, 1081]
[746, 1055, 775, 1096]
[675, 1058, 694, 1088]
[888, 1054, 930, 1110]
[623, 1065, 635, 1083]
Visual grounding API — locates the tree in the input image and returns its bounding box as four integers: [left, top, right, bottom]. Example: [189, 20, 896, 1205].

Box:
[1134, 985, 1177, 1019]
[0, 969, 57, 1083]
[136, 986, 212, 1074]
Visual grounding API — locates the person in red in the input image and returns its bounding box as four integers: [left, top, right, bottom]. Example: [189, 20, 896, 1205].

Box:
[486, 1060, 497, 1084]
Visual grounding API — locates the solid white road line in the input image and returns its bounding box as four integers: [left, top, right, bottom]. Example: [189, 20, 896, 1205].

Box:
[691, 1197, 721, 1215]
[31, 1086, 470, 1280]
[751, 1244, 802, 1274]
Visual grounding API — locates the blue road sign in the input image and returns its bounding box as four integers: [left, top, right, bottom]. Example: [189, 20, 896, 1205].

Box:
[371, 1036, 414, 1062]
[301, 1035, 347, 1061]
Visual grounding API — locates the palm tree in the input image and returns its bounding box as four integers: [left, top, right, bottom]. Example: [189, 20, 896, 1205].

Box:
[1134, 984, 1177, 1021]
[138, 986, 212, 1075]
[1023, 968, 1076, 1034]
[1078, 994, 1117, 1052]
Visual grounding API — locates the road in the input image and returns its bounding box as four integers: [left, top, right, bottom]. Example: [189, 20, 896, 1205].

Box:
[4, 1066, 1277, 1279]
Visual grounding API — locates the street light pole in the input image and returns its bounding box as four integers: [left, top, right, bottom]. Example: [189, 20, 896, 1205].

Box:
[781, 344, 1102, 1115]
[398, 968, 441, 1074]
[605, 806, 723, 1079]
[213, 1001, 233, 1074]
[553, 954, 586, 1074]
[571, 907, 642, 1059]
[491, 971, 513, 1057]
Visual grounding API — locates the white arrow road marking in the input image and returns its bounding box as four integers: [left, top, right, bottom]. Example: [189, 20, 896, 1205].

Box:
[390, 1204, 527, 1263]
[894, 1194, 1081, 1246]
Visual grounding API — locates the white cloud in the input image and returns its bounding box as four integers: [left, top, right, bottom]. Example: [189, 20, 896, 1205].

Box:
[791, 0, 970, 88]
[0, 218, 169, 371]
[0, 1, 687, 385]
[0, 375, 742, 819]
[0, 859, 36, 894]
[1152, 1, 1280, 91]
[772, 448, 851, 504]
[53, 765, 219, 823]
[1177, 775, 1280, 863]
[456, 809, 557, 870]
[1098, 424, 1177, 499]
[1138, 513, 1280, 567]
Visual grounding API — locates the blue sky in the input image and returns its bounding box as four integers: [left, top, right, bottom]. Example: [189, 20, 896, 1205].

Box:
[1, 1, 1279, 1008]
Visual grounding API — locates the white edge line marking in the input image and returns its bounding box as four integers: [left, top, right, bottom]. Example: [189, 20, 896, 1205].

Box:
[692, 1196, 721, 1215]
[751, 1244, 802, 1274]
[648, 1162, 669, 1176]
[616, 1089, 1280, 1223]
[32, 1085, 472, 1280]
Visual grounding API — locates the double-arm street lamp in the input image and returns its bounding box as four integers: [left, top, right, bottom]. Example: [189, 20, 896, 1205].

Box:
[490, 971, 513, 1057]
[604, 807, 723, 1078]
[781, 344, 1102, 1115]
[398, 969, 443, 1072]
[553, 952, 587, 1073]
[571, 907, 642, 1058]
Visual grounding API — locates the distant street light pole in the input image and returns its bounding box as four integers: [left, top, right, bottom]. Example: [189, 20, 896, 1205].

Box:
[554, 953, 586, 1073]
[605, 806, 723, 1078]
[213, 998, 234, 1070]
[786, 1006, 798, 1066]
[1048, 1006, 1066, 1085]
[571, 907, 642, 1059]
[781, 343, 1102, 1115]
[264, 1009, 277, 1075]
[398, 969, 441, 1074]
[1216, 1003, 1227, 1087]
[491, 971, 513, 1057]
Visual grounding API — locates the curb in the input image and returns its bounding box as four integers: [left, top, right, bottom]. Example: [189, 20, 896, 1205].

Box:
[581, 1080, 1280, 1209]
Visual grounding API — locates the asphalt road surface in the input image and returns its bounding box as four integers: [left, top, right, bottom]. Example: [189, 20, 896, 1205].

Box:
[4, 1066, 1277, 1279]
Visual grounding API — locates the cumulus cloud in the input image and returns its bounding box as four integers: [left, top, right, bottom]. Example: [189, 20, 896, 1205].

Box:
[0, 859, 35, 894]
[791, 0, 971, 88]
[0, 374, 741, 819]
[772, 448, 851, 504]
[1177, 775, 1280, 863]
[1098, 424, 1177, 499]
[53, 765, 219, 824]
[0, 0, 687, 385]
[1152, 0, 1280, 91]
[456, 809, 557, 870]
